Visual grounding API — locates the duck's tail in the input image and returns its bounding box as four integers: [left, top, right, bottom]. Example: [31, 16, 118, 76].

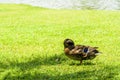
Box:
[95, 52, 102, 56]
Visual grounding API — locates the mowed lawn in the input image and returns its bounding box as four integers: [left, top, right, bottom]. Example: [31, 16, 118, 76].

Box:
[0, 4, 120, 80]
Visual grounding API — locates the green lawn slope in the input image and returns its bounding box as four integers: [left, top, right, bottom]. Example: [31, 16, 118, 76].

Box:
[0, 4, 120, 80]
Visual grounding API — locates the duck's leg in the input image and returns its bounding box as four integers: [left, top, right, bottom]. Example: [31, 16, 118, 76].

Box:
[80, 60, 82, 65]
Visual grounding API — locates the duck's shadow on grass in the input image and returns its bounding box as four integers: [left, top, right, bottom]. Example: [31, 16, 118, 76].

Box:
[0, 53, 68, 71]
[0, 53, 98, 72]
[69, 61, 95, 66]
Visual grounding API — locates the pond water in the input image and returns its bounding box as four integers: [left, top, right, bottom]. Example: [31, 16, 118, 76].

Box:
[0, 0, 120, 10]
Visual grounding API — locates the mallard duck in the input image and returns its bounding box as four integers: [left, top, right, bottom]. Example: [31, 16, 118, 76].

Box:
[63, 38, 100, 64]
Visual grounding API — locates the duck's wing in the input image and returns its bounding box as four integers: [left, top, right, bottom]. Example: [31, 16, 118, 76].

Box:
[69, 45, 84, 55]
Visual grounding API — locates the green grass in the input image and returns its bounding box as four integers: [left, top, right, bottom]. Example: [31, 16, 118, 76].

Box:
[0, 4, 120, 80]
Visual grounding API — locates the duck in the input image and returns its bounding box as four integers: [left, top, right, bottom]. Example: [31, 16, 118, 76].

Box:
[63, 38, 100, 64]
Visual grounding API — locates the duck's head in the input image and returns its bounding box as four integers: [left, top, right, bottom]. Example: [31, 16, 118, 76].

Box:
[63, 39, 75, 50]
